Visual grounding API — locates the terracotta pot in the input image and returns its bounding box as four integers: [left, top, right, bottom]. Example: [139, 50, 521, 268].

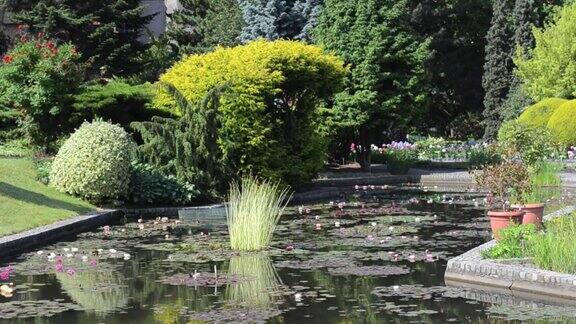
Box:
[488, 210, 525, 240]
[514, 203, 545, 228]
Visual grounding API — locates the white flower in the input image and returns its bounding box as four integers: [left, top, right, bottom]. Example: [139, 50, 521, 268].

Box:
[81, 256, 88, 262]
[371, 222, 377, 227]
[393, 285, 400, 291]
[63, 248, 70, 252]
[36, 251, 44, 255]
[335, 221, 340, 228]
[123, 253, 131, 260]
[294, 292, 303, 302]
[109, 249, 117, 254]
[66, 253, 73, 258]
[71, 247, 79, 253]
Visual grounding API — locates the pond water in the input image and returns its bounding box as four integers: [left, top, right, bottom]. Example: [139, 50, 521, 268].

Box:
[2, 186, 576, 323]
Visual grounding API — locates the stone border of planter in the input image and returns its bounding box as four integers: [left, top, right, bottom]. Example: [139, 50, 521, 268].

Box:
[0, 209, 122, 260]
[445, 205, 576, 302]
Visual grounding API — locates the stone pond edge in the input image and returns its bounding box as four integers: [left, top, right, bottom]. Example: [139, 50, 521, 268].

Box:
[445, 205, 576, 301]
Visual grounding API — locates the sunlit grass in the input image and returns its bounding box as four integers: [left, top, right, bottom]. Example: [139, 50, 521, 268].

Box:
[529, 214, 576, 274]
[226, 176, 291, 251]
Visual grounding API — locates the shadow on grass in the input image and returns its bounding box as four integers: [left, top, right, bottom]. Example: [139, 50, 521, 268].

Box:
[0, 182, 92, 214]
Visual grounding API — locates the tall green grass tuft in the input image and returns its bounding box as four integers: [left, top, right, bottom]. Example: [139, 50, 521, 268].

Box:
[529, 214, 576, 274]
[532, 162, 562, 187]
[226, 176, 291, 251]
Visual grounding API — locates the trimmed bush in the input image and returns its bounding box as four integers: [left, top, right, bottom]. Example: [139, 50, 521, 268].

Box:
[72, 81, 175, 130]
[517, 98, 567, 128]
[547, 100, 576, 146]
[50, 120, 136, 203]
[149, 40, 347, 187]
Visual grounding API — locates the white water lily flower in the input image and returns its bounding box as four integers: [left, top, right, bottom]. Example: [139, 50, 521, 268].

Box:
[81, 256, 88, 262]
[371, 222, 377, 227]
[71, 247, 79, 253]
[36, 251, 44, 255]
[123, 253, 131, 260]
[66, 254, 73, 258]
[109, 249, 117, 254]
[294, 293, 303, 302]
[63, 248, 70, 252]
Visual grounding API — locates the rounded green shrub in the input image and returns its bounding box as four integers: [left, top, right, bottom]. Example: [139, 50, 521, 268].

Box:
[517, 98, 568, 128]
[50, 120, 136, 203]
[547, 100, 576, 146]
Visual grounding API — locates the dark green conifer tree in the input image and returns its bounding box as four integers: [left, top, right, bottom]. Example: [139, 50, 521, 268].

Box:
[482, 0, 514, 139]
[7, 0, 153, 77]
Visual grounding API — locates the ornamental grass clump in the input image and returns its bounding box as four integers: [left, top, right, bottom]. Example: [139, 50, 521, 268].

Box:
[226, 176, 291, 251]
[529, 214, 576, 274]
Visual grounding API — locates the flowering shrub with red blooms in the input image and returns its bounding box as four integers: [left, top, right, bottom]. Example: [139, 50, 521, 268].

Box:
[0, 34, 85, 151]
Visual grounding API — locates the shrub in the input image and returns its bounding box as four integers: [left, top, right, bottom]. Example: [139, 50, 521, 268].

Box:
[152, 40, 346, 187]
[482, 223, 536, 259]
[71, 81, 175, 130]
[467, 147, 501, 169]
[50, 120, 136, 203]
[515, 3, 576, 101]
[547, 100, 576, 146]
[385, 149, 417, 175]
[0, 35, 84, 152]
[34, 155, 53, 185]
[497, 120, 558, 167]
[226, 176, 291, 251]
[517, 98, 568, 128]
[129, 162, 199, 206]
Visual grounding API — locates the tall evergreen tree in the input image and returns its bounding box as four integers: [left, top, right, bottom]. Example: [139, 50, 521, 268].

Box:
[500, 0, 536, 121]
[7, 0, 153, 77]
[482, 0, 514, 140]
[316, 0, 429, 169]
[238, 0, 321, 43]
[166, 0, 243, 55]
[409, 0, 491, 138]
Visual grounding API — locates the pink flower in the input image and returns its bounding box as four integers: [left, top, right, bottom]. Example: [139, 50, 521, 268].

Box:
[55, 263, 64, 273]
[350, 143, 356, 152]
[89, 259, 98, 267]
[66, 268, 76, 276]
[0, 266, 13, 281]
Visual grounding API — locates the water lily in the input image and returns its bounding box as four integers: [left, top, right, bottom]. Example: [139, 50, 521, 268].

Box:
[335, 221, 341, 228]
[123, 253, 131, 260]
[71, 247, 78, 253]
[109, 249, 117, 254]
[66, 268, 76, 276]
[81, 255, 88, 262]
[294, 292, 303, 302]
[36, 250, 44, 255]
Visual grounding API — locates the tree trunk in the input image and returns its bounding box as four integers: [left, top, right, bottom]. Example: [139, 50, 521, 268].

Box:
[359, 127, 371, 172]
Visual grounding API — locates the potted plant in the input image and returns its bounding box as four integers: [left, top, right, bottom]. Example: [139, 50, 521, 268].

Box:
[474, 159, 531, 239]
[512, 184, 545, 228]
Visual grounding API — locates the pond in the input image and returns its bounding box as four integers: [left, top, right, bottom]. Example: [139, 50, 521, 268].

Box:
[2, 186, 576, 323]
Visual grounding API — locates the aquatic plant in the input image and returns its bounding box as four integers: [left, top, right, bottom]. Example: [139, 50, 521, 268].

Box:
[226, 176, 291, 251]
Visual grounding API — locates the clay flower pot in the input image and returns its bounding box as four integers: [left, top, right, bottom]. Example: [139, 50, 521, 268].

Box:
[487, 210, 524, 240]
[514, 203, 545, 228]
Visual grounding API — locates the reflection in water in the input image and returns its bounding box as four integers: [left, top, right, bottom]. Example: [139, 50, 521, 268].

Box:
[225, 254, 282, 308]
[57, 270, 128, 314]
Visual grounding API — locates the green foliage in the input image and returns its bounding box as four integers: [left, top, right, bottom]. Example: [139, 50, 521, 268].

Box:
[482, 0, 514, 140]
[0, 36, 84, 152]
[467, 144, 501, 169]
[385, 150, 417, 175]
[315, 0, 429, 168]
[547, 100, 576, 146]
[497, 120, 557, 167]
[515, 3, 576, 101]
[33, 156, 53, 185]
[0, 138, 31, 158]
[474, 159, 531, 211]
[72, 81, 174, 129]
[409, 0, 491, 137]
[529, 214, 576, 274]
[482, 223, 536, 259]
[50, 120, 136, 203]
[517, 98, 568, 128]
[166, 0, 244, 55]
[152, 40, 346, 188]
[133, 86, 231, 200]
[9, 0, 153, 77]
[129, 162, 199, 206]
[226, 176, 291, 251]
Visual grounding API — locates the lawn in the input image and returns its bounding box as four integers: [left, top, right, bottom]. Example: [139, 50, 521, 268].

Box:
[0, 158, 95, 236]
